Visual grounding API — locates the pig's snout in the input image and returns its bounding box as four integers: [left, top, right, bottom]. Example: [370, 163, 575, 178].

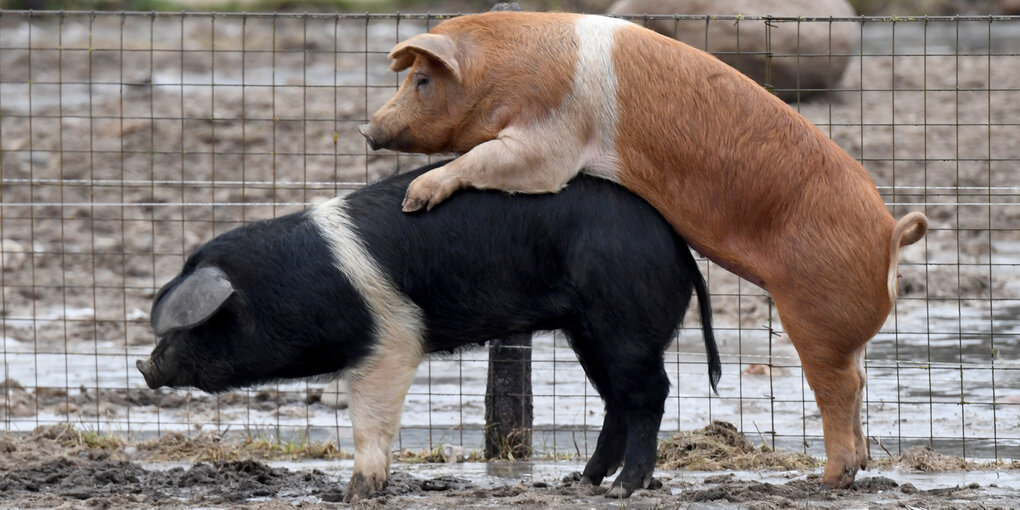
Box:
[359, 117, 413, 152]
[358, 124, 381, 151]
[136, 358, 166, 389]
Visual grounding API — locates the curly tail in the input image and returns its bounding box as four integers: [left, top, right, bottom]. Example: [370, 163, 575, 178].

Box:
[691, 264, 721, 395]
[887, 211, 928, 301]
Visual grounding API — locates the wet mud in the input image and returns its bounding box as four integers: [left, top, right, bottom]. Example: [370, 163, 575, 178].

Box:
[1, 452, 1017, 509]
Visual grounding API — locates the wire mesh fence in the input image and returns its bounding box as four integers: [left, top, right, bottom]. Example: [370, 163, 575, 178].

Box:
[0, 10, 1017, 463]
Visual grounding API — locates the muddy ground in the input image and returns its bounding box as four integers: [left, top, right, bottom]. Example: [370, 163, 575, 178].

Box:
[1, 423, 1019, 509]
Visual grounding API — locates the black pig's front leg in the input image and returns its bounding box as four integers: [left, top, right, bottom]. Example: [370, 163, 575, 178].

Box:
[343, 345, 422, 503]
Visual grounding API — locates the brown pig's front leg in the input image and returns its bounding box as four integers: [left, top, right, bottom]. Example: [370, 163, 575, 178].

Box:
[402, 126, 587, 212]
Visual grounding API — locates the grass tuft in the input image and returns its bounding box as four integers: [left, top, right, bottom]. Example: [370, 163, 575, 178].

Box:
[135, 430, 350, 462]
[657, 421, 822, 471]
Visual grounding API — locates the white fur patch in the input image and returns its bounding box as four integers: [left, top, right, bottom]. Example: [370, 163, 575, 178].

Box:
[571, 15, 628, 181]
[309, 197, 425, 484]
[308, 198, 425, 375]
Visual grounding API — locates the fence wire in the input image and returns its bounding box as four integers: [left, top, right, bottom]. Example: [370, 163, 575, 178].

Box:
[0, 11, 1018, 463]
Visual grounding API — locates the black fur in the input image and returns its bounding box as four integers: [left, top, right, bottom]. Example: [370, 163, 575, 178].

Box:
[141, 160, 720, 498]
[142, 213, 376, 393]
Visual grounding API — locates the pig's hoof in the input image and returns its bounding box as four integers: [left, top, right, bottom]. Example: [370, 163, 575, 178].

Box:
[855, 444, 870, 471]
[343, 472, 386, 503]
[604, 482, 635, 498]
[401, 195, 425, 212]
[403, 168, 461, 212]
[820, 464, 857, 490]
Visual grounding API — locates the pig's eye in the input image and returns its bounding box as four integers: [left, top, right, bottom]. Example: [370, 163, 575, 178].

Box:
[415, 75, 430, 91]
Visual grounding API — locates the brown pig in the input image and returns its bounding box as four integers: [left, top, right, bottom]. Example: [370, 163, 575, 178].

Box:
[360, 11, 928, 491]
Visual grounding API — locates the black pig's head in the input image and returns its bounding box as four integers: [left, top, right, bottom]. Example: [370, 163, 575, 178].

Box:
[136, 264, 247, 393]
[136, 216, 376, 394]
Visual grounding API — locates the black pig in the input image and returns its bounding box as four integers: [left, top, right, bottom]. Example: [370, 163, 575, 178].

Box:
[137, 161, 720, 501]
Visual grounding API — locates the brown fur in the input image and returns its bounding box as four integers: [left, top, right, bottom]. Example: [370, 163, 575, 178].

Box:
[364, 13, 578, 156]
[362, 12, 928, 489]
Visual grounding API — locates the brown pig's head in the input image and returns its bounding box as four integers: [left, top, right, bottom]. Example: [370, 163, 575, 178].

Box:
[360, 32, 503, 155]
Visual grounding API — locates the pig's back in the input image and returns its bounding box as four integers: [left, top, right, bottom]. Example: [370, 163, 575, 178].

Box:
[609, 21, 895, 288]
[346, 162, 695, 352]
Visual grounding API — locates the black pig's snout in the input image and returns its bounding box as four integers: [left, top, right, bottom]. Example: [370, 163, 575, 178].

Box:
[136, 358, 164, 389]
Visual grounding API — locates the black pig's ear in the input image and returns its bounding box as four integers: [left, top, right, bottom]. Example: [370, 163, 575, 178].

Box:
[151, 266, 235, 337]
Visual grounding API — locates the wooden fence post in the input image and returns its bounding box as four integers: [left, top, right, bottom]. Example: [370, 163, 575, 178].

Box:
[484, 333, 533, 459]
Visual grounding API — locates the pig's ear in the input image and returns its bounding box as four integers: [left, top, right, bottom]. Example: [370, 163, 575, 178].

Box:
[151, 265, 235, 337]
[388, 34, 461, 81]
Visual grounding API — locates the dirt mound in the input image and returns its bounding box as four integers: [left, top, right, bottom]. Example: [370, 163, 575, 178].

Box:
[685, 475, 913, 508]
[658, 420, 822, 471]
[887, 445, 973, 472]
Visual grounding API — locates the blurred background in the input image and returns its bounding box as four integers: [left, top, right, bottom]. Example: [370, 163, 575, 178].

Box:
[0, 0, 1018, 16]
